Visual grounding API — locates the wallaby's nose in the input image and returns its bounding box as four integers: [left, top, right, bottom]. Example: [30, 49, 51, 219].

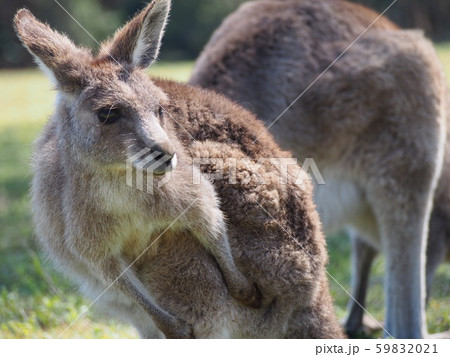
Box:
[152, 142, 175, 159]
[151, 143, 177, 175]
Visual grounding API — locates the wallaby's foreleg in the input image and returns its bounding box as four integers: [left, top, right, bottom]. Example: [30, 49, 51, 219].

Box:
[189, 179, 262, 308]
[193, 206, 262, 308]
[344, 235, 377, 337]
[209, 233, 261, 308]
[103, 258, 194, 339]
[94, 292, 164, 338]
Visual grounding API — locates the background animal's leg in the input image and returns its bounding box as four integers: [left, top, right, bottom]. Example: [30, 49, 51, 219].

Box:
[425, 212, 448, 302]
[369, 188, 433, 338]
[344, 234, 377, 337]
[103, 258, 194, 339]
[383, 225, 427, 338]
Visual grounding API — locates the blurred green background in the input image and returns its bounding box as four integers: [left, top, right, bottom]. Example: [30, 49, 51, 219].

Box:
[0, 0, 449, 338]
[1, 0, 450, 67]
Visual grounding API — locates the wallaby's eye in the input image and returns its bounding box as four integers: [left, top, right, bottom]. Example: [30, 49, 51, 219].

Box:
[158, 106, 164, 122]
[97, 108, 121, 125]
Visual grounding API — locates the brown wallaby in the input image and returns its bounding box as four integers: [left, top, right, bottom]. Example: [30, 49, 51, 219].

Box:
[190, 0, 449, 338]
[15, 0, 344, 338]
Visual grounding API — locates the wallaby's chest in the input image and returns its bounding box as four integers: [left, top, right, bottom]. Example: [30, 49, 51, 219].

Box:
[313, 172, 379, 247]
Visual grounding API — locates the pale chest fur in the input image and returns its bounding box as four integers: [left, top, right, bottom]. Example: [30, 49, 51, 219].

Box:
[314, 170, 380, 249]
[92, 177, 179, 257]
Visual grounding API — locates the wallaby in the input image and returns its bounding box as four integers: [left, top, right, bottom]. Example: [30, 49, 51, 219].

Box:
[190, 0, 448, 338]
[15, 0, 344, 338]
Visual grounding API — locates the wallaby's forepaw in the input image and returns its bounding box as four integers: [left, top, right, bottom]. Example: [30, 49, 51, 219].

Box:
[230, 281, 262, 309]
[162, 319, 195, 339]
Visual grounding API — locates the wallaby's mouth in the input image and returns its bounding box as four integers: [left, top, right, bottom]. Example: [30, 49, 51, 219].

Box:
[128, 149, 177, 176]
[152, 152, 177, 176]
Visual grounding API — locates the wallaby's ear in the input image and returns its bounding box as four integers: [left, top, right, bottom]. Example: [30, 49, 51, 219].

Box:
[14, 8, 90, 91]
[100, 0, 171, 69]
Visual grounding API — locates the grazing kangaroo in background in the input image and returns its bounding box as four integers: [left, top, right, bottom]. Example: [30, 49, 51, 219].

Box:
[15, 0, 344, 338]
[190, 0, 448, 338]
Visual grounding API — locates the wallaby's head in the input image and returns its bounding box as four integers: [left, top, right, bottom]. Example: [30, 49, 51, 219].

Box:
[14, 0, 176, 175]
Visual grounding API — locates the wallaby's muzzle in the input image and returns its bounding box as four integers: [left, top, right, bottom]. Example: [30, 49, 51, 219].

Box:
[151, 150, 177, 176]
[150, 142, 176, 175]
[130, 144, 177, 177]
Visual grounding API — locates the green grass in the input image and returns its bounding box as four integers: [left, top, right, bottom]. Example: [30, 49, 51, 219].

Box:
[436, 43, 450, 79]
[1, 50, 449, 338]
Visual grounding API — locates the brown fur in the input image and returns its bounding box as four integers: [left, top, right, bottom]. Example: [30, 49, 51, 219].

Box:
[14, 0, 344, 338]
[190, 0, 448, 338]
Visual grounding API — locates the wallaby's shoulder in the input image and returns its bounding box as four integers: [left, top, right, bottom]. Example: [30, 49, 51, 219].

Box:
[153, 78, 287, 159]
